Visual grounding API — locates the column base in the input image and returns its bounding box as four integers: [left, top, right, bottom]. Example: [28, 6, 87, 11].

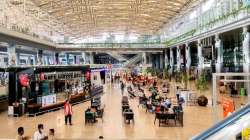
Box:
[216, 63, 222, 73]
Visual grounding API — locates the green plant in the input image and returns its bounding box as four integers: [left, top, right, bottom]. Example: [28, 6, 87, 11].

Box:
[196, 71, 208, 92]
[175, 72, 182, 83]
[181, 72, 189, 89]
[162, 68, 169, 80]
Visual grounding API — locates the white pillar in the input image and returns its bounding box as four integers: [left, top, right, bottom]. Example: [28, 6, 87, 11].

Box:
[159, 52, 164, 69]
[164, 49, 169, 69]
[243, 26, 250, 72]
[170, 48, 174, 74]
[81, 52, 86, 64]
[186, 43, 191, 72]
[37, 50, 43, 66]
[8, 44, 17, 66]
[89, 52, 94, 64]
[53, 52, 57, 65]
[215, 34, 223, 73]
[177, 46, 181, 71]
[148, 52, 152, 65]
[142, 52, 147, 65]
[242, 26, 250, 100]
[16, 53, 20, 66]
[198, 40, 204, 73]
[28, 56, 32, 65]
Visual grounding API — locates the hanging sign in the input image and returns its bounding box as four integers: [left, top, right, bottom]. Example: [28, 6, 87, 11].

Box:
[19, 74, 29, 87]
[40, 73, 45, 81]
[85, 71, 90, 80]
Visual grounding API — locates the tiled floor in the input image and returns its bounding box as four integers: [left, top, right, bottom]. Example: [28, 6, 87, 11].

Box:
[0, 82, 218, 140]
[9, 78, 250, 140]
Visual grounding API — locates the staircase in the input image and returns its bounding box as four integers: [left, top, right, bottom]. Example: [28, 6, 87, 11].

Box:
[123, 53, 142, 67]
[107, 52, 127, 62]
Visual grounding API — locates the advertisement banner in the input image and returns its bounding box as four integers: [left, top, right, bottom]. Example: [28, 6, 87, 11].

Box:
[242, 127, 250, 140]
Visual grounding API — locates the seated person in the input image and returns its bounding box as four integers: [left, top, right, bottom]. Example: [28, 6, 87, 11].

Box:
[161, 98, 171, 108]
[219, 84, 226, 94]
[151, 91, 158, 100]
[16, 127, 30, 140]
[162, 84, 168, 93]
[86, 107, 91, 112]
[141, 94, 148, 101]
[155, 106, 161, 113]
[85, 107, 96, 122]
[48, 129, 55, 140]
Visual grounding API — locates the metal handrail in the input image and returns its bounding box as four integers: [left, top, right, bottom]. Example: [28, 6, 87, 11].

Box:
[191, 103, 250, 140]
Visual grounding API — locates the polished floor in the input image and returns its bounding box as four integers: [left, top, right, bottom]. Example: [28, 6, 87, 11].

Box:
[0, 82, 218, 140]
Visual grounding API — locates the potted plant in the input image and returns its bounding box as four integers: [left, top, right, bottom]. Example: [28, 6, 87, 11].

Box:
[196, 71, 208, 106]
[162, 68, 169, 80]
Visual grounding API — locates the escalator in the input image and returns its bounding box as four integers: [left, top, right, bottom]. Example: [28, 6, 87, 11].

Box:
[123, 53, 142, 67]
[192, 103, 250, 140]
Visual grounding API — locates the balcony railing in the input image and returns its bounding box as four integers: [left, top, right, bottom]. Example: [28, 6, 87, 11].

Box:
[165, 3, 250, 46]
[57, 43, 166, 49]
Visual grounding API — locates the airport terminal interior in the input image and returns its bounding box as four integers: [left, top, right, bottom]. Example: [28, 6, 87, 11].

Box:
[0, 0, 250, 140]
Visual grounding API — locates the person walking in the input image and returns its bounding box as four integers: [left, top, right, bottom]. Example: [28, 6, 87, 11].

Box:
[120, 81, 125, 95]
[176, 86, 180, 101]
[64, 100, 73, 125]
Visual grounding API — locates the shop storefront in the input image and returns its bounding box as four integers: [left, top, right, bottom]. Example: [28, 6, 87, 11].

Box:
[6, 65, 103, 117]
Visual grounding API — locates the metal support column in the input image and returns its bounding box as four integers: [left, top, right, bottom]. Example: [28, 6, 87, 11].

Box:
[186, 43, 191, 72]
[243, 26, 250, 100]
[215, 34, 223, 73]
[177, 46, 181, 71]
[198, 39, 204, 74]
[8, 43, 17, 66]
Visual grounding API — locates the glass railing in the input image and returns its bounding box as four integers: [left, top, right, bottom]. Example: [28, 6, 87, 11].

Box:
[191, 103, 250, 140]
[58, 43, 166, 48]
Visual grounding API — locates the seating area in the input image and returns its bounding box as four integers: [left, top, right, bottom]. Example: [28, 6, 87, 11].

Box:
[121, 96, 134, 124]
[85, 96, 105, 124]
[125, 79, 186, 127]
[154, 106, 183, 127]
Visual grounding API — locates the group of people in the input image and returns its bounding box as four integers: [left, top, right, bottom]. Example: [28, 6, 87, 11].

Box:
[16, 99, 73, 140]
[147, 82, 185, 112]
[16, 124, 55, 140]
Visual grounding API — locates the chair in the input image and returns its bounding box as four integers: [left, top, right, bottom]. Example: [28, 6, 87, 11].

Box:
[124, 109, 134, 124]
[166, 113, 177, 126]
[173, 106, 181, 113]
[187, 93, 197, 106]
[176, 111, 184, 127]
[122, 104, 130, 113]
[145, 104, 153, 113]
[138, 97, 147, 108]
[85, 112, 95, 124]
[154, 112, 167, 126]
[122, 96, 129, 104]
[96, 108, 104, 122]
[154, 112, 162, 125]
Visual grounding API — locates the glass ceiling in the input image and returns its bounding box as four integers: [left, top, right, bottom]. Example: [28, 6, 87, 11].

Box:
[0, 0, 197, 43]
